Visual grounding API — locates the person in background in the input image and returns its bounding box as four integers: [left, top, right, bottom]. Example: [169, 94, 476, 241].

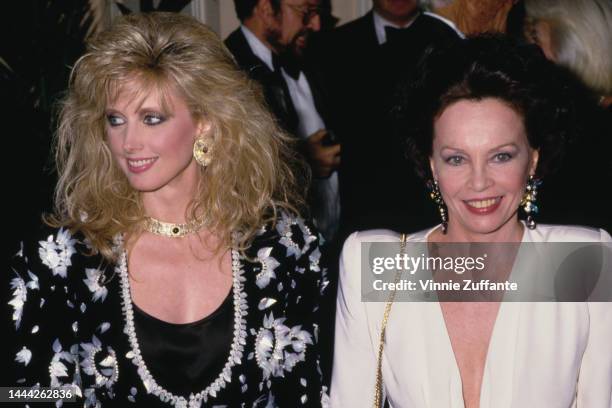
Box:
[225, 0, 342, 385]
[419, 0, 516, 34]
[5, 12, 329, 407]
[332, 35, 612, 408]
[523, 0, 612, 108]
[225, 0, 341, 244]
[518, 0, 612, 230]
[311, 0, 461, 239]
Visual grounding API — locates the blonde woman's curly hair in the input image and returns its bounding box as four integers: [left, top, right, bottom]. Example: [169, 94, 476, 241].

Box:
[49, 12, 308, 261]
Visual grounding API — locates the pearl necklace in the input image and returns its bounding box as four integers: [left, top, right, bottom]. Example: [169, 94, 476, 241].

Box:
[114, 235, 248, 407]
[143, 217, 206, 238]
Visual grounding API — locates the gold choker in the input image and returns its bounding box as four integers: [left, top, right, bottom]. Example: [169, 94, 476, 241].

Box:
[143, 217, 205, 238]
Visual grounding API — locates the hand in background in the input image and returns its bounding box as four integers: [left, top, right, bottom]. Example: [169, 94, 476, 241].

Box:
[306, 129, 341, 178]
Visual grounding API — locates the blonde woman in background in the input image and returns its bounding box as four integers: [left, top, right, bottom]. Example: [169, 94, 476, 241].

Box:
[6, 12, 329, 407]
[520, 0, 612, 230]
[523, 0, 612, 107]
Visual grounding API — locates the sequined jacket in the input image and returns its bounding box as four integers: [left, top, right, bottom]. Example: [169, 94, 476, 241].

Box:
[5, 213, 330, 407]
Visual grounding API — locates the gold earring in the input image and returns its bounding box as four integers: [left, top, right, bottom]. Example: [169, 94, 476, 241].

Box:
[193, 134, 213, 167]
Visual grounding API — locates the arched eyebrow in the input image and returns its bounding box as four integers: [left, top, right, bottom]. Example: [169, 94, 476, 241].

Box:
[487, 143, 519, 153]
[438, 143, 520, 154]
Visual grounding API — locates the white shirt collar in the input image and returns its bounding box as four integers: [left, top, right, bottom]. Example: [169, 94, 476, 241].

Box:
[240, 25, 274, 71]
[373, 10, 419, 45]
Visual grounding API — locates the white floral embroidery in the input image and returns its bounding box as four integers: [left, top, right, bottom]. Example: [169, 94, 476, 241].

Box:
[9, 277, 26, 329]
[97, 322, 111, 334]
[276, 214, 316, 259]
[49, 339, 78, 389]
[309, 248, 321, 273]
[127, 386, 137, 403]
[38, 228, 77, 278]
[83, 269, 108, 302]
[254, 313, 314, 380]
[9, 269, 38, 329]
[321, 386, 331, 407]
[15, 346, 32, 366]
[258, 298, 277, 311]
[255, 248, 280, 289]
[264, 391, 276, 408]
[80, 336, 119, 388]
[83, 387, 100, 408]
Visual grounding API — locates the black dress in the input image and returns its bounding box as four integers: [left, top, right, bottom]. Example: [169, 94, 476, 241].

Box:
[4, 212, 330, 407]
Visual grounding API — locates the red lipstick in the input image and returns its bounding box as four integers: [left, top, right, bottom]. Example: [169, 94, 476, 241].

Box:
[463, 196, 502, 215]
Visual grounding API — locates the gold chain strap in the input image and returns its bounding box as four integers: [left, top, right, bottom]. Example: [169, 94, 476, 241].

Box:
[373, 233, 407, 408]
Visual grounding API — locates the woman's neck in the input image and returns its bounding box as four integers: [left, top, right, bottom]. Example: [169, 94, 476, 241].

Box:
[433, 218, 525, 243]
[142, 187, 197, 224]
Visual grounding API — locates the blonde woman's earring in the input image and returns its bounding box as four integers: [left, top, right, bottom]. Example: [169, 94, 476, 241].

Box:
[193, 134, 213, 167]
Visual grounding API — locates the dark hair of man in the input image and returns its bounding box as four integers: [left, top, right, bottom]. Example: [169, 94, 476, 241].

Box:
[395, 34, 589, 181]
[234, 0, 282, 22]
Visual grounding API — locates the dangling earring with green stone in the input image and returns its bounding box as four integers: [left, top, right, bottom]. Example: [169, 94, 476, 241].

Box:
[521, 175, 542, 229]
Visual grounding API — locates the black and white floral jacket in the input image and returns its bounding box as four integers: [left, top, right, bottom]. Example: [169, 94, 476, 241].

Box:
[5, 213, 330, 407]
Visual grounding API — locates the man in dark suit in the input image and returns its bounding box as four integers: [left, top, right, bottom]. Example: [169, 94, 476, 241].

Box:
[311, 0, 462, 238]
[226, 1, 343, 385]
[225, 0, 341, 243]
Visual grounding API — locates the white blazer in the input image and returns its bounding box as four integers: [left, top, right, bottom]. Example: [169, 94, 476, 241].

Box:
[330, 224, 612, 408]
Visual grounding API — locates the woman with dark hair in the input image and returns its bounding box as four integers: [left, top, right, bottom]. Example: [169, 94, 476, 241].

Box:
[331, 35, 611, 407]
[6, 12, 329, 407]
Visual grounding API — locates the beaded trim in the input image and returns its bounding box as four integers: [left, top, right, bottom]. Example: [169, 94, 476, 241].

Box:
[89, 347, 119, 387]
[115, 236, 248, 407]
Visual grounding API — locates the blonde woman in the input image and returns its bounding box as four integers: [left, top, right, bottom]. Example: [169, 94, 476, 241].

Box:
[523, 0, 612, 107]
[520, 0, 612, 230]
[7, 12, 329, 407]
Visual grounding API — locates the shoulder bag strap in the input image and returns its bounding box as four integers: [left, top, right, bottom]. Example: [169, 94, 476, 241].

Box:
[373, 233, 407, 408]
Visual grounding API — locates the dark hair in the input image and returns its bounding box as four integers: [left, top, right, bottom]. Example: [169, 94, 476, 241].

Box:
[397, 34, 584, 181]
[233, 0, 281, 21]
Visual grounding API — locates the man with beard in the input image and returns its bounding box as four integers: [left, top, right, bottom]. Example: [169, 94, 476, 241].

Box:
[226, 0, 341, 244]
[226, 0, 341, 386]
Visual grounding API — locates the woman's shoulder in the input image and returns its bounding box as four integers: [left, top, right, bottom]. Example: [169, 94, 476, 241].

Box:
[342, 226, 434, 249]
[250, 211, 321, 260]
[9, 224, 102, 285]
[343, 229, 403, 246]
[529, 224, 612, 243]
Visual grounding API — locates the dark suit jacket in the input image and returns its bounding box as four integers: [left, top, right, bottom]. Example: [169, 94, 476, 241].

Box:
[225, 27, 335, 136]
[310, 11, 461, 237]
[225, 28, 340, 386]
